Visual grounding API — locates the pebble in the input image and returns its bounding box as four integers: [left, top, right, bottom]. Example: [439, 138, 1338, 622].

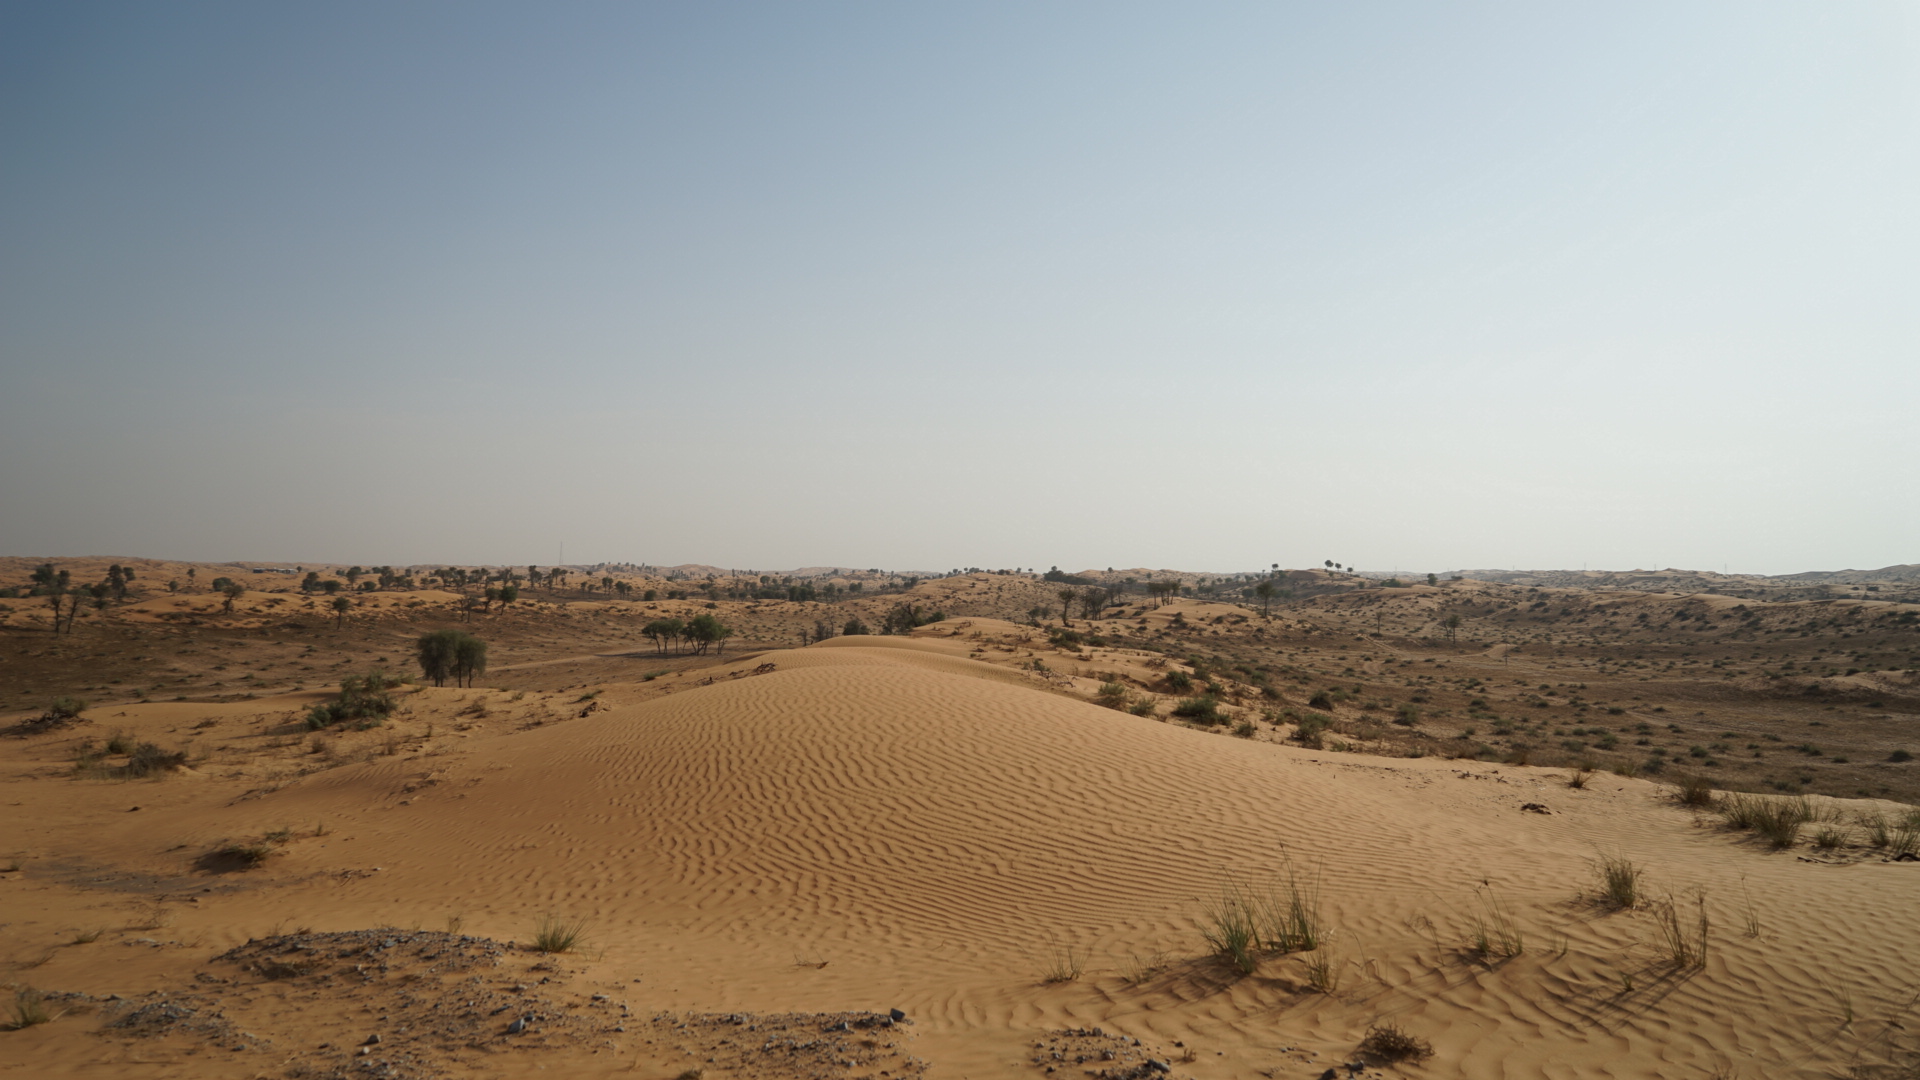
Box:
[507, 1015, 530, 1034]
[889, 1008, 906, 1022]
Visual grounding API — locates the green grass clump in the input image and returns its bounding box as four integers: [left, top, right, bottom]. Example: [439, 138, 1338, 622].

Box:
[1200, 861, 1325, 975]
[532, 914, 589, 954]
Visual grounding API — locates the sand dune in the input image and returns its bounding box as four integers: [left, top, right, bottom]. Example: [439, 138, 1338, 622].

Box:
[7, 631, 1917, 1077]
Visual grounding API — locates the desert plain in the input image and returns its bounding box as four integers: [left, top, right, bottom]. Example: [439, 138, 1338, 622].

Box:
[2, 557, 1918, 1080]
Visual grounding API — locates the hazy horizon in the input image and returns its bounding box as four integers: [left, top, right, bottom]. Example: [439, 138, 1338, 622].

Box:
[3, 3, 1914, 574]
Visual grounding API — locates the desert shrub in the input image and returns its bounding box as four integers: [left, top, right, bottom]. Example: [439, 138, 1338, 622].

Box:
[46, 697, 88, 722]
[1165, 670, 1193, 692]
[104, 729, 136, 755]
[1128, 699, 1157, 717]
[1393, 704, 1421, 727]
[123, 742, 187, 778]
[1358, 1023, 1431, 1062]
[1292, 711, 1333, 749]
[1890, 749, 1914, 763]
[1308, 691, 1334, 710]
[220, 842, 274, 867]
[1172, 695, 1224, 725]
[306, 671, 400, 730]
[1232, 719, 1256, 738]
[842, 617, 870, 636]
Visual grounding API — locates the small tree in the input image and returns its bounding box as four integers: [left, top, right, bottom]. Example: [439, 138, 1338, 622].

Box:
[842, 617, 870, 635]
[643, 618, 684, 655]
[1255, 580, 1275, 618]
[221, 583, 244, 614]
[301, 571, 321, 593]
[451, 633, 488, 687]
[1056, 587, 1077, 627]
[415, 628, 467, 687]
[1427, 573, 1438, 587]
[1443, 614, 1462, 645]
[685, 613, 731, 655]
[30, 563, 70, 633]
[332, 596, 352, 629]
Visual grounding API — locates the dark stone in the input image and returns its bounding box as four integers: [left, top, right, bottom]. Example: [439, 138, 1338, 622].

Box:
[889, 1008, 906, 1022]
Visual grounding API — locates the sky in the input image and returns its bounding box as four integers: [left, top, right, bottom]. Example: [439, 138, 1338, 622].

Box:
[1, 2, 1915, 576]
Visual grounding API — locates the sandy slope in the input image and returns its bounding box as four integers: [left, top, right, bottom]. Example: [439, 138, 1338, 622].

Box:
[4, 632, 1918, 1078]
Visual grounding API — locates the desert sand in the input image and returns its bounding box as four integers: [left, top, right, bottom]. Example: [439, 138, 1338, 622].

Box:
[3, 565, 1919, 1079]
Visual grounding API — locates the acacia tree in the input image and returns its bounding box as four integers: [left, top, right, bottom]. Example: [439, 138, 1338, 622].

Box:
[221, 583, 244, 614]
[415, 629, 463, 686]
[332, 596, 352, 629]
[451, 633, 488, 687]
[106, 564, 135, 601]
[30, 563, 69, 633]
[1255, 580, 1275, 618]
[643, 618, 684, 654]
[1056, 587, 1077, 627]
[1443, 614, 1462, 645]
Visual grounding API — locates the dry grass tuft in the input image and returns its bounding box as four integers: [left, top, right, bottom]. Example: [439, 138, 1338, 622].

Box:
[531, 914, 588, 954]
[1302, 950, 1341, 994]
[1358, 1022, 1432, 1062]
[1466, 885, 1524, 959]
[1675, 774, 1715, 807]
[1653, 892, 1710, 970]
[1591, 853, 1641, 911]
[1037, 940, 1086, 983]
[5, 987, 57, 1030]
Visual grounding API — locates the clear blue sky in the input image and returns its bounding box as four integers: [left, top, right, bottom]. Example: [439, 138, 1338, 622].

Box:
[2, 2, 1914, 574]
